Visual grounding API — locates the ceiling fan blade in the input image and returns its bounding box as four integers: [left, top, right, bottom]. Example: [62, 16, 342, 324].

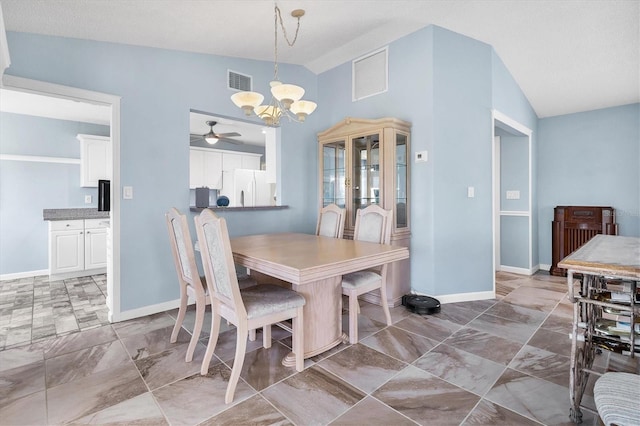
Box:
[218, 138, 244, 145]
[216, 132, 241, 138]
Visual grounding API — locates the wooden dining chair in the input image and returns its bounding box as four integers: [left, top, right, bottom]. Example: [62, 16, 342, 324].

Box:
[194, 209, 306, 404]
[165, 207, 209, 362]
[316, 203, 346, 238]
[341, 204, 393, 344]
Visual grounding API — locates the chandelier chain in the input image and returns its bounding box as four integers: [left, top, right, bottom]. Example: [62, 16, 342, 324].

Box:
[273, 4, 302, 80]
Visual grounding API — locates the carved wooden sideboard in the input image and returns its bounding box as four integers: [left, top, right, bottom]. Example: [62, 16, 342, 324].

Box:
[550, 206, 617, 276]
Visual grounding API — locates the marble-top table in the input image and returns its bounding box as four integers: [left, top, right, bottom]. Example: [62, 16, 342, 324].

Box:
[558, 234, 640, 423]
[558, 235, 640, 280]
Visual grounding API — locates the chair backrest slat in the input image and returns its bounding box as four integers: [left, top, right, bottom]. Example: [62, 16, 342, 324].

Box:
[354, 205, 392, 245]
[316, 203, 346, 239]
[195, 209, 246, 318]
[165, 207, 204, 296]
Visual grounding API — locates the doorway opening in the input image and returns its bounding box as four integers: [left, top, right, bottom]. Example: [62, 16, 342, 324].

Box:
[492, 110, 533, 290]
[2, 75, 121, 323]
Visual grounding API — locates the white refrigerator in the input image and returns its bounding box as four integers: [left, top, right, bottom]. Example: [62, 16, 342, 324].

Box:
[232, 169, 271, 207]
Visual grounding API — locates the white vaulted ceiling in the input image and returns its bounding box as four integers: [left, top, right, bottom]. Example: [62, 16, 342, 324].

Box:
[2, 0, 638, 118]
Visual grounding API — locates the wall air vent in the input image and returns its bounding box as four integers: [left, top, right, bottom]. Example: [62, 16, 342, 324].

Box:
[352, 46, 388, 101]
[228, 70, 252, 91]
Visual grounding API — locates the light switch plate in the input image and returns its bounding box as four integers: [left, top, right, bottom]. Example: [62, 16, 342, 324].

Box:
[506, 190, 520, 200]
[84, 195, 92, 204]
[415, 150, 428, 163]
[123, 186, 133, 199]
[467, 186, 475, 198]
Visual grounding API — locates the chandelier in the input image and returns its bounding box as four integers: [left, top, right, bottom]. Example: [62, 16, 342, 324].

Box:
[230, 4, 317, 126]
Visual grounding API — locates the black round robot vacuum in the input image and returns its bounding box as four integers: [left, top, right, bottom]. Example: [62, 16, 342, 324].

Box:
[402, 294, 441, 315]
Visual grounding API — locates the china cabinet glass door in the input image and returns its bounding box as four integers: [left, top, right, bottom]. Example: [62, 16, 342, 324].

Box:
[350, 133, 381, 228]
[321, 140, 346, 208]
[395, 132, 408, 229]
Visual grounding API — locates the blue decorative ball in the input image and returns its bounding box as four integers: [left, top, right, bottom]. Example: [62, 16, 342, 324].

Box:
[216, 196, 230, 207]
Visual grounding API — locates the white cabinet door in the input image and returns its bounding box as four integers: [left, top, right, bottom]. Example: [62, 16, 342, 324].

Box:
[85, 228, 107, 269]
[50, 230, 84, 274]
[203, 151, 223, 189]
[189, 149, 204, 189]
[223, 152, 242, 170]
[78, 134, 111, 187]
[241, 154, 261, 170]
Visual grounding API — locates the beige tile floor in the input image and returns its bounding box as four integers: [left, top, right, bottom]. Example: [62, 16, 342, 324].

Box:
[1, 272, 637, 425]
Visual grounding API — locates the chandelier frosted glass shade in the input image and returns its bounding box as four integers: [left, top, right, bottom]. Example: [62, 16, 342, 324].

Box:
[270, 82, 304, 109]
[230, 91, 265, 116]
[290, 100, 317, 121]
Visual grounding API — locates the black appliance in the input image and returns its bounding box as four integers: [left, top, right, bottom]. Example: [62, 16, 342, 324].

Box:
[98, 179, 110, 212]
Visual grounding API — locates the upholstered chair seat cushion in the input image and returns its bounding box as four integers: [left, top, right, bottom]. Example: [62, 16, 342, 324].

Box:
[241, 284, 306, 319]
[594, 372, 640, 426]
[342, 270, 381, 289]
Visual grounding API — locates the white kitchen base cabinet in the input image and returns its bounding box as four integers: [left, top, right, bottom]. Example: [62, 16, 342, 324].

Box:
[49, 219, 107, 277]
[50, 221, 84, 274]
[84, 219, 107, 270]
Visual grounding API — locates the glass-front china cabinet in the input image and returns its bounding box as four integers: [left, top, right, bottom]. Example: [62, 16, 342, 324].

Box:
[318, 117, 411, 307]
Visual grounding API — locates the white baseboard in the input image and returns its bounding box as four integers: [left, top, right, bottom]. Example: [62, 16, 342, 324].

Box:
[49, 268, 107, 281]
[411, 290, 495, 304]
[113, 298, 182, 322]
[539, 263, 551, 271]
[0, 269, 49, 280]
[499, 265, 539, 276]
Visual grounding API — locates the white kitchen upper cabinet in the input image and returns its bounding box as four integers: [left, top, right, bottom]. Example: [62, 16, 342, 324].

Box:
[190, 148, 223, 189]
[241, 154, 260, 170]
[222, 152, 242, 171]
[190, 148, 205, 188]
[203, 150, 223, 189]
[78, 134, 111, 187]
[191, 148, 262, 194]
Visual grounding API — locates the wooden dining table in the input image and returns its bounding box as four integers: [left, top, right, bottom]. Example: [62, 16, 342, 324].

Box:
[230, 232, 410, 364]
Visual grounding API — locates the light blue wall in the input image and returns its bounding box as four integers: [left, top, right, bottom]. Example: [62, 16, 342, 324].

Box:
[319, 25, 528, 297]
[317, 26, 436, 293]
[537, 103, 640, 265]
[491, 51, 539, 267]
[500, 135, 529, 212]
[12, 21, 623, 309]
[6, 32, 318, 311]
[500, 216, 529, 268]
[431, 27, 494, 295]
[0, 112, 109, 274]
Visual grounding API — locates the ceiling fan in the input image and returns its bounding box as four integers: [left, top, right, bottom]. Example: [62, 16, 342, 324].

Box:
[190, 120, 242, 145]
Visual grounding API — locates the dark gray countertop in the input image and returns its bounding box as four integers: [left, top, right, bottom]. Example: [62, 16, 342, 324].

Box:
[43, 208, 110, 221]
[189, 205, 289, 212]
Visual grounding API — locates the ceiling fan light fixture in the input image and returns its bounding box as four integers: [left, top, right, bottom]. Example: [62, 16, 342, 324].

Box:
[228, 4, 316, 126]
[204, 132, 219, 144]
